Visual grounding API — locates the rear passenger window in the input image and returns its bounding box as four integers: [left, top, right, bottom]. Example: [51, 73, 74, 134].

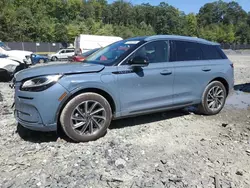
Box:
[170, 41, 202, 62]
[200, 44, 226, 60]
[66, 49, 74, 53]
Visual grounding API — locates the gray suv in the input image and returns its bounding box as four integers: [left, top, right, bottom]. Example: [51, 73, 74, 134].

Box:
[14, 35, 234, 142]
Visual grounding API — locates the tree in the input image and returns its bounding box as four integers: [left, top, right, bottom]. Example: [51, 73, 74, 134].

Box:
[0, 0, 249, 44]
[223, 2, 247, 25]
[185, 13, 198, 36]
[247, 12, 250, 26]
[198, 1, 227, 26]
[235, 23, 250, 44]
[54, 23, 68, 43]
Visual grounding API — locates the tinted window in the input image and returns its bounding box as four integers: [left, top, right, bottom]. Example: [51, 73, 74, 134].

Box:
[66, 49, 74, 53]
[133, 41, 168, 63]
[170, 41, 202, 62]
[200, 44, 227, 60]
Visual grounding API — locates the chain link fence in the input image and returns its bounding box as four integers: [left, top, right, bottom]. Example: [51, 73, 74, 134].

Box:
[4, 42, 67, 55]
[220, 43, 250, 50]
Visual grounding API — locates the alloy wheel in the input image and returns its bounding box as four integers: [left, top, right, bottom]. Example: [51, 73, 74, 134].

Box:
[70, 100, 106, 135]
[206, 86, 225, 111]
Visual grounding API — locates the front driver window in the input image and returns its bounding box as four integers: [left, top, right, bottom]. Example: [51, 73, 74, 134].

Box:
[132, 41, 168, 63]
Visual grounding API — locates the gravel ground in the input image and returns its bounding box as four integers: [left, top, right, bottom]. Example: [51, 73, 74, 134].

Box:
[0, 55, 250, 188]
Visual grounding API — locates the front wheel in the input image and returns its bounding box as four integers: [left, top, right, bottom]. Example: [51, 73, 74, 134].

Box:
[39, 59, 45, 64]
[198, 81, 227, 115]
[60, 93, 112, 142]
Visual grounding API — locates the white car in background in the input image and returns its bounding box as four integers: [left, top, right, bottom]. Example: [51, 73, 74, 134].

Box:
[0, 53, 29, 81]
[0, 41, 33, 64]
[48, 48, 75, 61]
[0, 54, 19, 81]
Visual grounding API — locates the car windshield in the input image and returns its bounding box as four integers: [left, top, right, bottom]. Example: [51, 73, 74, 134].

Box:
[82, 48, 100, 57]
[85, 39, 143, 65]
[0, 42, 11, 51]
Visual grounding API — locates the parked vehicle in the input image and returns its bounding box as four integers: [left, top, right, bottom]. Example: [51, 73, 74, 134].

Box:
[48, 48, 75, 61]
[72, 48, 100, 62]
[0, 54, 28, 81]
[74, 35, 122, 55]
[13, 35, 234, 142]
[30, 54, 49, 65]
[0, 41, 32, 63]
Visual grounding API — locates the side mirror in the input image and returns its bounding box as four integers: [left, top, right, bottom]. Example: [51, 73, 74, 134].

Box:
[128, 56, 149, 67]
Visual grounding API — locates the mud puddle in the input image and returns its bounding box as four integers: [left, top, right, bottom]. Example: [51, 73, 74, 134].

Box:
[226, 90, 250, 109]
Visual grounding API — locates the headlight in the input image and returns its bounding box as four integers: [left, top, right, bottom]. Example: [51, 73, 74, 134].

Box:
[4, 64, 17, 73]
[21, 74, 62, 92]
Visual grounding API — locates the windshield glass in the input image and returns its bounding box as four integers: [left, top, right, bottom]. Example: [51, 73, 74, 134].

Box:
[85, 39, 143, 65]
[82, 48, 100, 57]
[0, 42, 11, 51]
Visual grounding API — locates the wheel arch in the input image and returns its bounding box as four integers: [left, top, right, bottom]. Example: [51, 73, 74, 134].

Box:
[56, 87, 117, 130]
[209, 77, 229, 95]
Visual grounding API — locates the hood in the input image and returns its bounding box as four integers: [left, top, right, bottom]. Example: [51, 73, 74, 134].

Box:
[7, 56, 24, 64]
[15, 63, 105, 82]
[5, 50, 33, 59]
[0, 58, 19, 68]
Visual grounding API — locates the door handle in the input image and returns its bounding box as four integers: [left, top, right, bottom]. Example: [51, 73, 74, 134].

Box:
[202, 67, 211, 72]
[160, 70, 172, 75]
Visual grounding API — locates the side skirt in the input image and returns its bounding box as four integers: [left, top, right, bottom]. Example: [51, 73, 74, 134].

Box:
[113, 102, 195, 120]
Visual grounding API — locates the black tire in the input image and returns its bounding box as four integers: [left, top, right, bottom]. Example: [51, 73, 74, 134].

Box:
[51, 56, 58, 61]
[0, 69, 11, 82]
[60, 92, 112, 142]
[198, 81, 227, 115]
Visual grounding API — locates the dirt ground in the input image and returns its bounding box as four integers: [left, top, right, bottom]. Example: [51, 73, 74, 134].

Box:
[0, 54, 250, 188]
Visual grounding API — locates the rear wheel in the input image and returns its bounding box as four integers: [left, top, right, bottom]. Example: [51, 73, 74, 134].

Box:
[198, 81, 227, 115]
[51, 56, 58, 61]
[60, 93, 112, 142]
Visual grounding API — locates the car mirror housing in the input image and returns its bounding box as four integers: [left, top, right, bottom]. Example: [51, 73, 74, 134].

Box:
[128, 56, 149, 67]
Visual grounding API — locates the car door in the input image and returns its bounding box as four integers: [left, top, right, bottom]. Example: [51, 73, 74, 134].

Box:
[170, 40, 214, 106]
[65, 49, 74, 58]
[117, 40, 174, 116]
[58, 50, 66, 59]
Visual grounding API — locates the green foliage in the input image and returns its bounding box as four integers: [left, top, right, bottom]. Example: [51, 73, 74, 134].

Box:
[185, 13, 198, 36]
[0, 0, 249, 44]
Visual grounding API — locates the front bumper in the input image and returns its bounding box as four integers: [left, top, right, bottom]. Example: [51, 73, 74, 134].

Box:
[14, 82, 69, 132]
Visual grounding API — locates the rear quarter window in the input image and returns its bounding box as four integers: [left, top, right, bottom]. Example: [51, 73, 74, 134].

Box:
[170, 40, 228, 62]
[200, 44, 227, 60]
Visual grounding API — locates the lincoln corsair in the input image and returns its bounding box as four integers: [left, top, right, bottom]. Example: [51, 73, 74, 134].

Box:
[13, 35, 234, 142]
